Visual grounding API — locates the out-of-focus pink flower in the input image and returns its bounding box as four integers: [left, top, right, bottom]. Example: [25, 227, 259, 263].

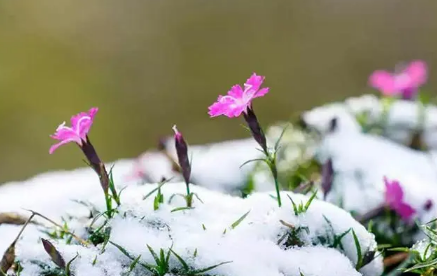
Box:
[369, 60, 427, 99]
[49, 107, 98, 154]
[384, 177, 416, 221]
[208, 73, 269, 118]
[125, 155, 147, 181]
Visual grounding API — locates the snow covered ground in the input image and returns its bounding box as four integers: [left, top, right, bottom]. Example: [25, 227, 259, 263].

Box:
[3, 182, 383, 276]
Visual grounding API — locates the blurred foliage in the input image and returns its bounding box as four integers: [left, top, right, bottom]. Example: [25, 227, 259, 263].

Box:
[0, 0, 437, 182]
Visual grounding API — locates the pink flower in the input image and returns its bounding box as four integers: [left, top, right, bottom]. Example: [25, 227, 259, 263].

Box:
[208, 73, 269, 118]
[384, 177, 416, 221]
[49, 107, 98, 154]
[369, 60, 427, 99]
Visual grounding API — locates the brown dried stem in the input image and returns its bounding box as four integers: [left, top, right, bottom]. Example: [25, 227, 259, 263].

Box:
[25, 209, 89, 246]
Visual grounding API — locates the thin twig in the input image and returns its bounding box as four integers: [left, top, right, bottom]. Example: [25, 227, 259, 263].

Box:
[24, 209, 89, 246]
[12, 214, 35, 244]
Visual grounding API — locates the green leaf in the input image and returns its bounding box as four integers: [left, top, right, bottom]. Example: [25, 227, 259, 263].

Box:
[168, 193, 186, 204]
[171, 207, 193, 213]
[65, 253, 79, 276]
[109, 241, 135, 259]
[146, 245, 160, 266]
[170, 249, 189, 271]
[192, 193, 204, 204]
[287, 194, 299, 216]
[165, 245, 172, 266]
[239, 158, 267, 169]
[191, 261, 232, 274]
[274, 124, 290, 151]
[231, 210, 251, 229]
[333, 228, 351, 249]
[128, 254, 142, 272]
[304, 189, 318, 211]
[110, 241, 155, 272]
[154, 194, 160, 211]
[143, 179, 172, 200]
[404, 257, 437, 272]
[351, 230, 363, 269]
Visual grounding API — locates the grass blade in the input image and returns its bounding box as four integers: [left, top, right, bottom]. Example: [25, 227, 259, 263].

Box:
[351, 230, 363, 269]
[231, 210, 250, 229]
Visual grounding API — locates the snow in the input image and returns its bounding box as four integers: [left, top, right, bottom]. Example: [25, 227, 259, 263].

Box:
[313, 119, 437, 222]
[128, 138, 261, 194]
[301, 94, 437, 149]
[4, 182, 382, 276]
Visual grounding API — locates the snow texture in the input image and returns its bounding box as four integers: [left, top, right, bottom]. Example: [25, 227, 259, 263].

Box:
[2, 181, 382, 276]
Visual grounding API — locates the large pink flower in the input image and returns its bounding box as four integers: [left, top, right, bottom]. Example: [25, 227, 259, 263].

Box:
[369, 60, 427, 99]
[208, 73, 269, 118]
[384, 177, 416, 221]
[49, 107, 98, 154]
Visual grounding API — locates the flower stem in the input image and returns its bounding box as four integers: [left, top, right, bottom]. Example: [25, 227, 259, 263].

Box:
[81, 137, 118, 217]
[186, 183, 191, 197]
[243, 107, 281, 207]
[270, 158, 282, 207]
[104, 192, 113, 218]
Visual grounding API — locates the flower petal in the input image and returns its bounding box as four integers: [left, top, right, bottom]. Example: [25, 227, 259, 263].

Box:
[369, 70, 397, 95]
[51, 123, 80, 142]
[396, 202, 416, 221]
[245, 73, 264, 92]
[208, 98, 246, 118]
[208, 73, 268, 118]
[227, 85, 244, 98]
[405, 60, 427, 87]
[384, 177, 404, 208]
[254, 87, 269, 98]
[71, 107, 98, 139]
[49, 138, 80, 154]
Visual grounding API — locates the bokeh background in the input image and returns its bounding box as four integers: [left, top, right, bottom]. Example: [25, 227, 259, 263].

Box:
[1, 0, 437, 183]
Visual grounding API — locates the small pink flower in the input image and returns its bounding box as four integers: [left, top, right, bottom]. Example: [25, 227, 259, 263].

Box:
[208, 73, 269, 118]
[369, 60, 427, 99]
[49, 107, 98, 154]
[384, 177, 416, 221]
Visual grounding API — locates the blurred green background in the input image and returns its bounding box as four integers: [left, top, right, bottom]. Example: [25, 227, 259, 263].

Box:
[0, 0, 436, 182]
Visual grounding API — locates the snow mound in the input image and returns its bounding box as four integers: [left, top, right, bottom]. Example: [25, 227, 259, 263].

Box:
[5, 183, 382, 276]
[315, 129, 437, 222]
[301, 94, 437, 149]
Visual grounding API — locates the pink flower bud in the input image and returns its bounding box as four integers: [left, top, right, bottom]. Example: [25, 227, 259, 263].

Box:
[173, 125, 191, 185]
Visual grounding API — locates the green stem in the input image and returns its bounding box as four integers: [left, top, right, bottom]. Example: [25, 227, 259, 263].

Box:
[110, 185, 120, 206]
[269, 156, 282, 207]
[186, 183, 190, 197]
[104, 192, 113, 218]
